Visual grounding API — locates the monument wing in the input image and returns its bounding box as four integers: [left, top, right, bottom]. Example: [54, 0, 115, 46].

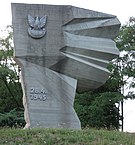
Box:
[39, 16, 47, 28]
[28, 14, 35, 28]
[52, 6, 120, 91]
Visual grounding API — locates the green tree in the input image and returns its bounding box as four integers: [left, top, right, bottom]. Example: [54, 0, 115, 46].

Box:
[75, 91, 122, 130]
[115, 17, 135, 93]
[114, 17, 135, 131]
[0, 26, 23, 112]
[0, 26, 24, 127]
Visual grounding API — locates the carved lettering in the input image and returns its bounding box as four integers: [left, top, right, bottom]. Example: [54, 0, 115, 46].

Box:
[30, 88, 47, 101]
[30, 88, 34, 93]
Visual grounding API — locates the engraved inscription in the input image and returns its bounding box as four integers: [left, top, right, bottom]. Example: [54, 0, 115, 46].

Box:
[30, 88, 47, 101]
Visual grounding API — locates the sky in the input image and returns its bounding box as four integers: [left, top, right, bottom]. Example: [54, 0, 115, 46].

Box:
[0, 0, 135, 27]
[0, 0, 135, 132]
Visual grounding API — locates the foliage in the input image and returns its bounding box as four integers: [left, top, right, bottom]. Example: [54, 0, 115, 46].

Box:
[0, 26, 23, 113]
[115, 17, 135, 98]
[0, 80, 23, 113]
[0, 128, 135, 145]
[75, 92, 95, 128]
[0, 26, 24, 126]
[75, 92, 122, 129]
[0, 108, 25, 128]
[88, 92, 122, 129]
[112, 17, 135, 130]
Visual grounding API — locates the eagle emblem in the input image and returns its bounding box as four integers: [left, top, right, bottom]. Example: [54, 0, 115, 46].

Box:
[28, 14, 47, 39]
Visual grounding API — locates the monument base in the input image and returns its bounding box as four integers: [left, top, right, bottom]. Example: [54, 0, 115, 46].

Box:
[19, 58, 81, 129]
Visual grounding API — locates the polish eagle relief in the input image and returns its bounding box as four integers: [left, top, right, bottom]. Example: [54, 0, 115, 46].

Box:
[28, 14, 47, 39]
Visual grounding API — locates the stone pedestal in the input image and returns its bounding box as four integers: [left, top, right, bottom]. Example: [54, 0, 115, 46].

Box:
[19, 59, 81, 129]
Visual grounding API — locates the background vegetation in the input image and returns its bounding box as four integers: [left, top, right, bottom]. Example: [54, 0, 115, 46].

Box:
[0, 26, 24, 127]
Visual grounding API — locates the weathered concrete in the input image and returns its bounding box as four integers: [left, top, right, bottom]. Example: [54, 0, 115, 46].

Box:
[12, 3, 120, 129]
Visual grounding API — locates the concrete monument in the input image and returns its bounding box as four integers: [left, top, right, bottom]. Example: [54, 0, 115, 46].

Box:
[11, 3, 120, 129]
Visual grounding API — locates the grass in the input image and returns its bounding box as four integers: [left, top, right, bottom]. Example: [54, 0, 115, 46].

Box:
[0, 128, 135, 145]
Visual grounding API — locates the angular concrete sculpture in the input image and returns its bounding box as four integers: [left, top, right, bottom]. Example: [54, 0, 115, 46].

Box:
[11, 3, 120, 129]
